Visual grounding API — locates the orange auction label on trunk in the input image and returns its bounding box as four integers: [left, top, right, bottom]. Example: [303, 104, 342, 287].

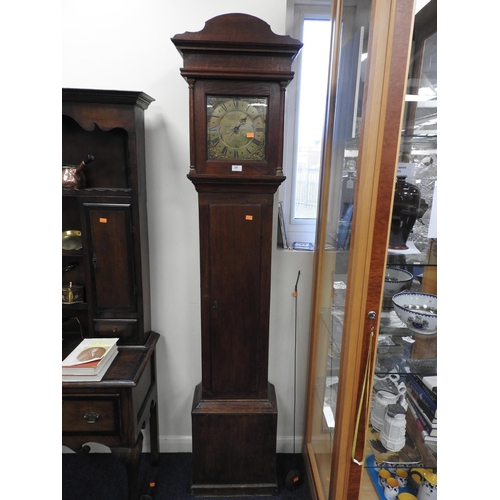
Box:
[245, 215, 253, 220]
[99, 218, 108, 223]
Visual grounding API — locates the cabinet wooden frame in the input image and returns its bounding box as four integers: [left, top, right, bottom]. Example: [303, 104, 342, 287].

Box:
[302, 1, 416, 500]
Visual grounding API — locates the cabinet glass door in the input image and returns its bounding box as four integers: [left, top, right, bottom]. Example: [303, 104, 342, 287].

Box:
[303, 1, 417, 499]
[361, 0, 437, 497]
[304, 2, 369, 496]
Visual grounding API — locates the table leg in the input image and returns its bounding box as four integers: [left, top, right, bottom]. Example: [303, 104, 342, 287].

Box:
[149, 399, 160, 466]
[111, 432, 143, 500]
[137, 398, 160, 499]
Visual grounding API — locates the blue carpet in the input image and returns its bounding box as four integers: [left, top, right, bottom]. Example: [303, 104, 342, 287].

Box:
[62, 452, 311, 500]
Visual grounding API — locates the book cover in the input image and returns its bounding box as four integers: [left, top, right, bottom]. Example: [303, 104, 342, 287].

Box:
[406, 392, 437, 437]
[277, 201, 288, 249]
[406, 382, 437, 419]
[406, 380, 437, 425]
[62, 349, 118, 382]
[336, 203, 353, 250]
[408, 373, 437, 404]
[407, 397, 437, 438]
[422, 375, 437, 394]
[62, 345, 118, 375]
[292, 242, 314, 250]
[406, 386, 435, 424]
[62, 338, 119, 370]
[406, 375, 437, 419]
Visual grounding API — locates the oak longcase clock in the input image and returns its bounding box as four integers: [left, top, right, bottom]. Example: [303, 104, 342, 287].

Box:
[172, 14, 302, 496]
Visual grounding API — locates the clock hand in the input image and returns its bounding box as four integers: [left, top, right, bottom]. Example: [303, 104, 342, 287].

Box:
[232, 117, 248, 134]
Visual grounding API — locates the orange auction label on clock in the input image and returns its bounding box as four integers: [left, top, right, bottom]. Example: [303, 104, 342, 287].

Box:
[246, 132, 254, 138]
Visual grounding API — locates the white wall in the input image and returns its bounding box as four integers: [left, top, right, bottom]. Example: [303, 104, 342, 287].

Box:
[62, 0, 314, 453]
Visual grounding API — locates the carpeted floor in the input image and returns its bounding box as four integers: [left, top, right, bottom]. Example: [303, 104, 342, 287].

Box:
[62, 452, 312, 500]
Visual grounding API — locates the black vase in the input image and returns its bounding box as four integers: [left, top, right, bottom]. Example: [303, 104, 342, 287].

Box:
[389, 175, 421, 250]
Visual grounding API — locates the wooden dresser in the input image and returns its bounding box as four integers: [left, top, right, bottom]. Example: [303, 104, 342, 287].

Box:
[62, 88, 159, 500]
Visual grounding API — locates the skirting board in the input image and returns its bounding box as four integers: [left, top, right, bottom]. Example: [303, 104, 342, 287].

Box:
[62, 435, 303, 454]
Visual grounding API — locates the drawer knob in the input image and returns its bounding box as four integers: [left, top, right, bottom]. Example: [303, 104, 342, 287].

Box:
[83, 411, 100, 424]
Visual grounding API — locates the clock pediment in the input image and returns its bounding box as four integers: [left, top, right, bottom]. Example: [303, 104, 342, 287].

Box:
[171, 13, 303, 81]
[172, 13, 303, 55]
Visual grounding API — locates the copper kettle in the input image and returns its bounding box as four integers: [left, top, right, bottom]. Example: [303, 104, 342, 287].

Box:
[62, 154, 94, 189]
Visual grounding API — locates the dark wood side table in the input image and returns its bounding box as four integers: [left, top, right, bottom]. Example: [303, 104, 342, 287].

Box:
[62, 331, 160, 500]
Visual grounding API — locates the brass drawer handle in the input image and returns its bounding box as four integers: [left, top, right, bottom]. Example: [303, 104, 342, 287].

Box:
[83, 411, 100, 424]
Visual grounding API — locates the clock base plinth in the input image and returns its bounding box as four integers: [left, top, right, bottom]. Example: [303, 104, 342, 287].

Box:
[191, 382, 278, 497]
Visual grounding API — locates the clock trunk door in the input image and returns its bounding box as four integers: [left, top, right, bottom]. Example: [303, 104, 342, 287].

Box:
[208, 202, 262, 395]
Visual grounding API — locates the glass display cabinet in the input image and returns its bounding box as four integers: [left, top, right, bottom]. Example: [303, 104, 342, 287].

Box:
[303, 1, 437, 499]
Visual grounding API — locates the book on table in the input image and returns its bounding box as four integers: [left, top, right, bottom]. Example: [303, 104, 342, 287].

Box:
[62, 349, 119, 382]
[62, 337, 119, 375]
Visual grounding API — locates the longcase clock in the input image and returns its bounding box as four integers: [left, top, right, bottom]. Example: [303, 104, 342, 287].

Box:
[172, 14, 302, 496]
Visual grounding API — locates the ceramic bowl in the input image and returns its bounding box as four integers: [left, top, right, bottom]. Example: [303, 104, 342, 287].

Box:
[384, 267, 413, 296]
[392, 292, 437, 334]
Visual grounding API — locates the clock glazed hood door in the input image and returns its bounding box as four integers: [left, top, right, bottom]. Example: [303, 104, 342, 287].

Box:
[172, 13, 302, 179]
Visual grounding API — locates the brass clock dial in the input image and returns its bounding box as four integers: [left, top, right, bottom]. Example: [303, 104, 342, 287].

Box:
[207, 96, 267, 160]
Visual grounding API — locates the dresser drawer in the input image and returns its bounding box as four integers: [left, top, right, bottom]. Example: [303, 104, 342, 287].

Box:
[62, 395, 121, 434]
[93, 319, 137, 339]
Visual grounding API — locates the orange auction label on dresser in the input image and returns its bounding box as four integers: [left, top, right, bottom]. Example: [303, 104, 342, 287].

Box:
[245, 215, 253, 220]
[99, 218, 107, 223]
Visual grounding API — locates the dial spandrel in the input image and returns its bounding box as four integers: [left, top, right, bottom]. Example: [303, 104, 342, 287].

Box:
[207, 96, 267, 160]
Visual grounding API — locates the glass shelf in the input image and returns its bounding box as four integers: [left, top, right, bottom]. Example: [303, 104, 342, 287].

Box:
[366, 425, 422, 466]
